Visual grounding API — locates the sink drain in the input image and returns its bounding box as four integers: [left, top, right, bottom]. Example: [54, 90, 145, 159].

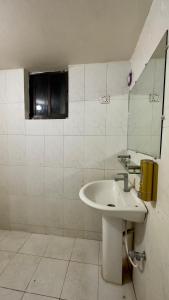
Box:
[107, 203, 116, 207]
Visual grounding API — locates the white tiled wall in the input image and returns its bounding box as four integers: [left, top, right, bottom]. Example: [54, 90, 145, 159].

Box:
[0, 62, 129, 240]
[130, 0, 169, 299]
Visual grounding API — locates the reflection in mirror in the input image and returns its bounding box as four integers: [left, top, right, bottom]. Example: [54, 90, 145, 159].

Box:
[128, 31, 168, 158]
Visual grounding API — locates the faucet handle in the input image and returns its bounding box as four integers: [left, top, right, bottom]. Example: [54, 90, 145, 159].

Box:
[127, 165, 140, 170]
[117, 155, 131, 159]
[115, 172, 128, 178]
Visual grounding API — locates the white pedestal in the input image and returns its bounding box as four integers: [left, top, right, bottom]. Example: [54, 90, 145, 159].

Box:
[102, 216, 123, 284]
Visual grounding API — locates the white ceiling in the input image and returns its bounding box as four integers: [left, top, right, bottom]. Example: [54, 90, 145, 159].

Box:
[0, 0, 153, 71]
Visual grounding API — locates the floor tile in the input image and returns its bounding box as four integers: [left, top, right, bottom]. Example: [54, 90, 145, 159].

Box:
[61, 261, 98, 300]
[0, 287, 23, 300]
[98, 267, 136, 300]
[71, 238, 99, 265]
[23, 293, 58, 300]
[27, 258, 68, 298]
[0, 253, 41, 291]
[44, 236, 74, 260]
[19, 234, 51, 256]
[0, 251, 15, 275]
[99, 242, 102, 265]
[0, 231, 31, 252]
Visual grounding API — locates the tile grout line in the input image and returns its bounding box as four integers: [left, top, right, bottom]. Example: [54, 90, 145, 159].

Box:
[16, 233, 33, 254]
[0, 252, 17, 278]
[43, 135, 45, 186]
[41, 235, 53, 258]
[0, 228, 102, 242]
[59, 237, 76, 299]
[15, 250, 100, 266]
[104, 63, 108, 176]
[0, 287, 60, 300]
[0, 133, 128, 137]
[132, 281, 138, 300]
[24, 255, 43, 292]
[20, 288, 25, 300]
[22, 291, 59, 299]
[0, 286, 25, 295]
[0, 161, 125, 170]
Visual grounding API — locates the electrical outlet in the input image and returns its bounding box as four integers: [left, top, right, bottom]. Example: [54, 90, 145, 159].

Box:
[99, 96, 110, 104]
[149, 93, 160, 102]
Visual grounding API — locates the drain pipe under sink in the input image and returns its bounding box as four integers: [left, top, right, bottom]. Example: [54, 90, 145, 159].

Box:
[124, 221, 146, 269]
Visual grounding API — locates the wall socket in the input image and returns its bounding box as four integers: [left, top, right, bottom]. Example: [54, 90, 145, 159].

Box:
[99, 96, 110, 104]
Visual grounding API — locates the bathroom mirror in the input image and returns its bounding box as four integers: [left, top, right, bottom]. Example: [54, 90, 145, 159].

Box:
[127, 31, 168, 158]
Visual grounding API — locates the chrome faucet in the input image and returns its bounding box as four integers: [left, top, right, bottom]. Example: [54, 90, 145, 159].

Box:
[114, 173, 130, 192]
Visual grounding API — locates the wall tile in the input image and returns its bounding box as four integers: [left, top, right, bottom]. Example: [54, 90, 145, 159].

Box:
[8, 135, 26, 164]
[64, 168, 84, 200]
[84, 205, 102, 232]
[84, 231, 101, 241]
[64, 136, 84, 168]
[85, 63, 107, 101]
[83, 169, 105, 184]
[26, 166, 44, 197]
[44, 167, 63, 199]
[6, 69, 24, 103]
[44, 136, 63, 167]
[84, 136, 106, 169]
[84, 101, 106, 135]
[64, 102, 84, 135]
[106, 98, 128, 135]
[43, 196, 64, 228]
[0, 71, 6, 102]
[69, 65, 84, 102]
[105, 169, 124, 179]
[0, 135, 8, 163]
[25, 119, 63, 136]
[8, 195, 28, 224]
[64, 200, 85, 230]
[26, 196, 47, 226]
[44, 119, 63, 135]
[8, 166, 26, 196]
[25, 120, 44, 135]
[0, 166, 9, 194]
[0, 193, 10, 214]
[26, 136, 44, 165]
[105, 135, 127, 169]
[6, 103, 25, 134]
[0, 104, 8, 134]
[107, 62, 129, 96]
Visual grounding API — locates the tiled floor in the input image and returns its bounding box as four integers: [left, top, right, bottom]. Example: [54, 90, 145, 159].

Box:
[0, 230, 136, 300]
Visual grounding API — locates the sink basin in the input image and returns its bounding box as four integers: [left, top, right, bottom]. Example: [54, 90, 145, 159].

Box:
[79, 180, 147, 223]
[79, 180, 147, 284]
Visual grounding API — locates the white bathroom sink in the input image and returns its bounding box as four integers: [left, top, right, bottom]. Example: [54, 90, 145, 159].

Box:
[79, 179, 147, 284]
[79, 180, 147, 223]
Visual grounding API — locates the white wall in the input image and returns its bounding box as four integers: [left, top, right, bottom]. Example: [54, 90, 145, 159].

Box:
[0, 62, 129, 240]
[130, 1, 169, 299]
